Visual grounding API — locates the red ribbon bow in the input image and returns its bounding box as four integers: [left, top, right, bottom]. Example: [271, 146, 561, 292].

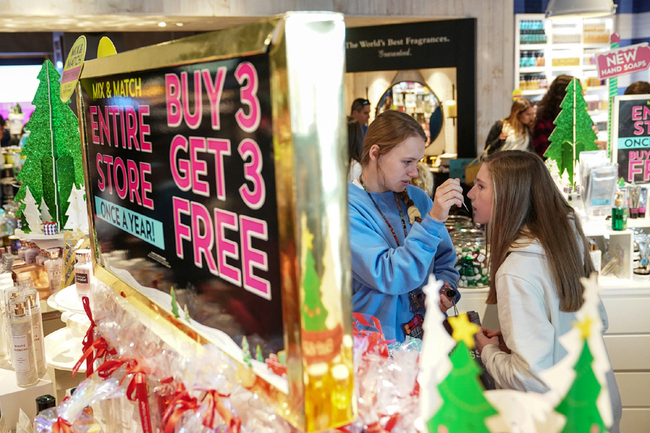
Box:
[52, 417, 72, 433]
[202, 390, 241, 433]
[353, 313, 391, 357]
[96, 358, 153, 433]
[79, 296, 96, 376]
[161, 383, 199, 433]
[73, 337, 116, 377]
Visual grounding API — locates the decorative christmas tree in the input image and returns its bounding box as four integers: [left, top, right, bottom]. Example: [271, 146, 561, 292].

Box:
[427, 314, 498, 433]
[301, 230, 329, 333]
[242, 336, 252, 368]
[554, 318, 606, 433]
[544, 78, 599, 187]
[170, 286, 180, 319]
[183, 304, 191, 323]
[15, 59, 85, 232]
[22, 187, 43, 234]
[256, 345, 264, 363]
[64, 185, 82, 231]
[40, 197, 52, 223]
[64, 185, 88, 232]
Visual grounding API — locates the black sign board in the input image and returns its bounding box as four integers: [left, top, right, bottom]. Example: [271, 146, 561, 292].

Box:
[345, 19, 477, 158]
[613, 96, 650, 183]
[81, 54, 284, 352]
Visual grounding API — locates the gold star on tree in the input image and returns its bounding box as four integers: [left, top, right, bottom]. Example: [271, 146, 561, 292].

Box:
[447, 313, 480, 349]
[575, 316, 594, 339]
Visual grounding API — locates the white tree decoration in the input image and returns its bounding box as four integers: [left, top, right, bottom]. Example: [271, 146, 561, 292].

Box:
[40, 197, 52, 222]
[23, 186, 43, 234]
[64, 185, 89, 232]
[419, 277, 454, 422]
[64, 184, 82, 231]
[77, 186, 89, 232]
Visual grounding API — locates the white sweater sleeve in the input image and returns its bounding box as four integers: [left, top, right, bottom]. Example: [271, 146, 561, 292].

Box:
[482, 273, 555, 393]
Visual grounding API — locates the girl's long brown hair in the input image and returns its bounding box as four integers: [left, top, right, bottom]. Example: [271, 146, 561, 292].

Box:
[485, 151, 594, 312]
[535, 74, 573, 123]
[361, 110, 427, 223]
[502, 98, 533, 137]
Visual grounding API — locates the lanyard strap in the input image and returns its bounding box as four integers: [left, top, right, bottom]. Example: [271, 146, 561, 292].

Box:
[359, 176, 408, 245]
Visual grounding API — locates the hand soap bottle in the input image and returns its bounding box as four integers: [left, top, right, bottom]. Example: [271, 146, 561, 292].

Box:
[612, 192, 628, 231]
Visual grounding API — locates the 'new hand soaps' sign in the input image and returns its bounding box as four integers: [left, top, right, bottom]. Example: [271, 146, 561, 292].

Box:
[596, 43, 650, 80]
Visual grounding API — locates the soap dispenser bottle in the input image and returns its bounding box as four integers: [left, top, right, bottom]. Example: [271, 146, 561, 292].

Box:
[612, 192, 628, 231]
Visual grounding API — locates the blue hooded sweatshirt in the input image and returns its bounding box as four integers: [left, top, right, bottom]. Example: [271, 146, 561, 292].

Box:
[349, 182, 460, 342]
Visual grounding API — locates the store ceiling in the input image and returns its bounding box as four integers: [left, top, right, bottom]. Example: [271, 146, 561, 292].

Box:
[0, 15, 437, 33]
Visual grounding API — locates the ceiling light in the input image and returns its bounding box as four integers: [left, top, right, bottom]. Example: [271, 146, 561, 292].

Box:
[545, 0, 617, 19]
[176, 23, 184, 27]
[158, 22, 167, 27]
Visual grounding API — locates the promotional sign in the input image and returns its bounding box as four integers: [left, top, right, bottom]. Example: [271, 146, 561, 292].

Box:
[82, 54, 284, 350]
[78, 14, 353, 432]
[612, 95, 650, 183]
[596, 42, 650, 80]
[61, 35, 86, 102]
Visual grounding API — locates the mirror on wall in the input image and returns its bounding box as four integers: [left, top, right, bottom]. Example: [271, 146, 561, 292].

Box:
[375, 81, 443, 146]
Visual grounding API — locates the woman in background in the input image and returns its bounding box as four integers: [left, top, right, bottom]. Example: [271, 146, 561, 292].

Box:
[349, 110, 462, 342]
[533, 74, 573, 157]
[470, 151, 622, 432]
[409, 161, 434, 199]
[624, 81, 650, 95]
[347, 116, 364, 182]
[485, 98, 535, 154]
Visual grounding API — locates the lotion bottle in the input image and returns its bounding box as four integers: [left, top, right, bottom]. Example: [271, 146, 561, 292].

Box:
[44, 248, 62, 294]
[75, 249, 93, 298]
[8, 299, 38, 387]
[25, 289, 46, 375]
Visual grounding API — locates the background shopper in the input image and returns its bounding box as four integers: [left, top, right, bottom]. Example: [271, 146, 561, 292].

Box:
[485, 98, 535, 154]
[350, 98, 371, 134]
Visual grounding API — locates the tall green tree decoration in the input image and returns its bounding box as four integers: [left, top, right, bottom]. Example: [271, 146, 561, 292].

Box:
[427, 314, 498, 433]
[301, 229, 329, 333]
[15, 59, 84, 232]
[544, 78, 599, 187]
[554, 319, 606, 433]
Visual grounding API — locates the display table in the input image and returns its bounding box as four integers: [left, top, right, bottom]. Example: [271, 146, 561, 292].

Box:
[0, 362, 52, 430]
[44, 285, 89, 403]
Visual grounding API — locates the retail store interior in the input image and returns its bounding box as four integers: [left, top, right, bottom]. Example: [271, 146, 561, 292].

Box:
[0, 0, 648, 432]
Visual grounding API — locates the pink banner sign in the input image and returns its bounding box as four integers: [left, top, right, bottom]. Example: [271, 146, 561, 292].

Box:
[596, 43, 650, 80]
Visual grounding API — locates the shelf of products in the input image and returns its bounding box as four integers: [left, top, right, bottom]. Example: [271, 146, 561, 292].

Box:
[377, 81, 443, 145]
[515, 14, 614, 102]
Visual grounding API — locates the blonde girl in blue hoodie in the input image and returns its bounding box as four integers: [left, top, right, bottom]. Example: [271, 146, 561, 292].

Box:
[349, 110, 463, 342]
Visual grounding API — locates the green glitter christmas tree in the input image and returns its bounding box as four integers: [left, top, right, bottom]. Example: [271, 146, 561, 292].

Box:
[544, 78, 599, 187]
[427, 340, 498, 433]
[555, 339, 606, 433]
[15, 59, 85, 232]
[302, 245, 329, 333]
[256, 345, 264, 362]
[170, 286, 180, 318]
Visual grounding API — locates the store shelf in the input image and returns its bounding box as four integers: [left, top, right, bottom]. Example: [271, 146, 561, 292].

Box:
[521, 89, 548, 95]
[628, 217, 650, 229]
[515, 14, 613, 100]
[585, 85, 607, 92]
[520, 67, 546, 72]
[519, 44, 547, 50]
[550, 65, 582, 70]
